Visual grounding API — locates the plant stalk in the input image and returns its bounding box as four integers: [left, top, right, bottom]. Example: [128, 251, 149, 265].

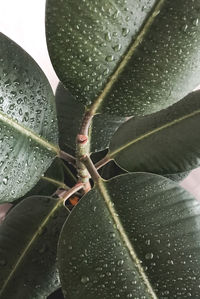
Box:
[95, 155, 112, 170]
[58, 182, 84, 203]
[59, 150, 76, 166]
[81, 155, 100, 182]
[76, 110, 95, 193]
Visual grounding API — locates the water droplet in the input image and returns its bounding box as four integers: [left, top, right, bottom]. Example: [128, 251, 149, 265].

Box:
[193, 18, 199, 26]
[110, 232, 116, 238]
[122, 28, 130, 37]
[145, 239, 151, 246]
[167, 259, 174, 265]
[81, 276, 90, 284]
[112, 44, 122, 52]
[9, 104, 15, 110]
[117, 259, 124, 266]
[3, 177, 8, 185]
[103, 68, 109, 75]
[105, 32, 111, 41]
[105, 55, 114, 62]
[113, 10, 120, 19]
[183, 24, 188, 32]
[145, 252, 154, 260]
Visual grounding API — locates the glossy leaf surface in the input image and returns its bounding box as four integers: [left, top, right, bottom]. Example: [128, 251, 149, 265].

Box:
[22, 158, 65, 198]
[0, 196, 69, 299]
[55, 83, 125, 153]
[100, 160, 127, 180]
[0, 33, 59, 202]
[58, 173, 200, 298]
[109, 91, 200, 175]
[46, 0, 200, 116]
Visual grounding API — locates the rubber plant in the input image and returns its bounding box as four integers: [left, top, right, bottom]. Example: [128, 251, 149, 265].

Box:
[1, 0, 200, 298]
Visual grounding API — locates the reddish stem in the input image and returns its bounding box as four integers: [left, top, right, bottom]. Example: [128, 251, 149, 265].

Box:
[59, 150, 76, 166]
[79, 111, 94, 136]
[58, 182, 84, 203]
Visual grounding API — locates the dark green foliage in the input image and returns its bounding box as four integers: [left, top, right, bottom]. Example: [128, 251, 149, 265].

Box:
[0, 1, 200, 298]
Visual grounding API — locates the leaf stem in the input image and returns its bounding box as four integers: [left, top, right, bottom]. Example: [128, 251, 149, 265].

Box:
[79, 110, 94, 136]
[41, 176, 69, 190]
[58, 182, 84, 203]
[95, 155, 112, 170]
[59, 150, 76, 165]
[81, 155, 101, 183]
[76, 110, 95, 193]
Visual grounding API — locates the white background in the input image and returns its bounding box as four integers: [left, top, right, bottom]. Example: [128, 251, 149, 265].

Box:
[0, 0, 59, 90]
[0, 0, 200, 214]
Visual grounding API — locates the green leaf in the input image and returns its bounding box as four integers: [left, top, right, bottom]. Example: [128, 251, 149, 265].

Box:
[100, 160, 127, 180]
[55, 83, 84, 155]
[22, 158, 65, 198]
[55, 83, 125, 153]
[47, 288, 64, 299]
[58, 173, 200, 298]
[108, 91, 200, 175]
[0, 33, 59, 202]
[0, 196, 69, 298]
[46, 1, 200, 116]
[164, 171, 190, 182]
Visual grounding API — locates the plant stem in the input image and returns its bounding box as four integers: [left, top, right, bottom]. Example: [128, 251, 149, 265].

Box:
[95, 155, 112, 170]
[58, 182, 84, 203]
[76, 110, 95, 193]
[41, 176, 69, 190]
[79, 110, 94, 136]
[59, 150, 76, 166]
[81, 155, 100, 182]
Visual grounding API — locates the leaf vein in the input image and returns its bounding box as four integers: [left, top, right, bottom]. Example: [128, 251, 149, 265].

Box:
[0, 199, 62, 295]
[97, 180, 157, 298]
[110, 109, 200, 158]
[0, 110, 59, 154]
[90, 0, 165, 114]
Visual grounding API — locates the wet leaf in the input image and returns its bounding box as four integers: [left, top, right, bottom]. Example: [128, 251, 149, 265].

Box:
[22, 158, 65, 198]
[0, 196, 69, 298]
[0, 33, 59, 202]
[58, 173, 200, 298]
[108, 91, 200, 175]
[100, 160, 126, 180]
[46, 0, 200, 116]
[55, 83, 125, 154]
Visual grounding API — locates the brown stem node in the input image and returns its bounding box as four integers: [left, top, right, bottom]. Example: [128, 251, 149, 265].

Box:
[77, 134, 88, 144]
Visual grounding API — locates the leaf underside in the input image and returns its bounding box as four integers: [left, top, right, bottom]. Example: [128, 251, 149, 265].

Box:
[58, 173, 200, 298]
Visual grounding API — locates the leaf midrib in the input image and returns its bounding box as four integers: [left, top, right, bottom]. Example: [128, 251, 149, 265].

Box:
[0, 110, 59, 154]
[90, 0, 165, 114]
[42, 176, 68, 189]
[109, 109, 200, 158]
[0, 199, 63, 296]
[97, 179, 157, 298]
